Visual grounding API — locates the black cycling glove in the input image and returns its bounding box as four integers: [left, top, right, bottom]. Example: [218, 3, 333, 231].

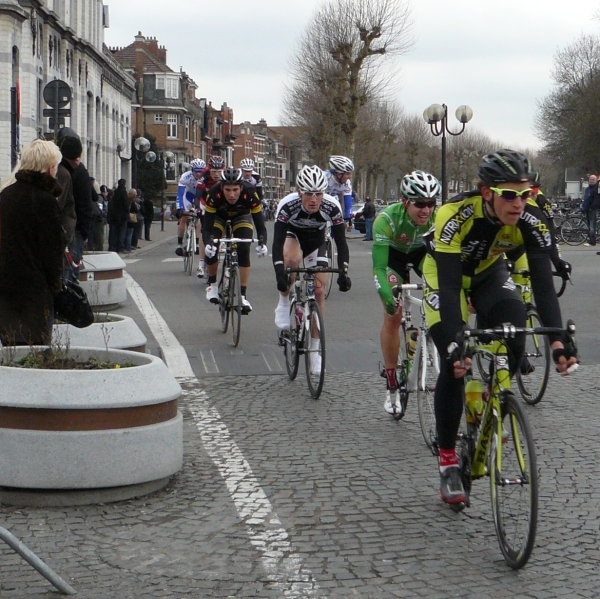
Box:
[274, 264, 289, 293]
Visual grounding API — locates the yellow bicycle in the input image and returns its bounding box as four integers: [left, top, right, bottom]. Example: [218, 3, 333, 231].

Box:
[450, 320, 576, 569]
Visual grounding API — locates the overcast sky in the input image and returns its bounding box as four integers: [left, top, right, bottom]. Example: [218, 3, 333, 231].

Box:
[104, 0, 597, 151]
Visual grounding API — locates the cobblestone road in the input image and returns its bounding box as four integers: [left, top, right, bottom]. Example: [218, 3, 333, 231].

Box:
[2, 365, 599, 598]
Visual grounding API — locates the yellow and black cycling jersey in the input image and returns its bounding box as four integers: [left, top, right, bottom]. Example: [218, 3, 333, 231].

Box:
[424, 191, 553, 277]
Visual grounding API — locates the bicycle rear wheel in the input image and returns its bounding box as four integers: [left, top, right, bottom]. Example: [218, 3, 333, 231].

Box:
[516, 308, 550, 405]
[559, 216, 586, 245]
[417, 333, 439, 454]
[218, 266, 229, 333]
[229, 266, 242, 347]
[186, 228, 195, 276]
[324, 237, 335, 300]
[284, 300, 301, 380]
[304, 300, 326, 399]
[490, 391, 538, 570]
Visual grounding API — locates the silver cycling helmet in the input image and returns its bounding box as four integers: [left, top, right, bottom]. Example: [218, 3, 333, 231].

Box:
[208, 155, 226, 169]
[296, 165, 328, 193]
[191, 158, 206, 171]
[240, 158, 255, 171]
[328, 155, 355, 173]
[400, 170, 441, 200]
[220, 167, 243, 184]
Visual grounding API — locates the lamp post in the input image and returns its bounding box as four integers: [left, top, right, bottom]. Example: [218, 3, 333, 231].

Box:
[423, 104, 473, 203]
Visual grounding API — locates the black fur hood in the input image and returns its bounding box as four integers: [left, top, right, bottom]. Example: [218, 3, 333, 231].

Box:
[14, 170, 62, 197]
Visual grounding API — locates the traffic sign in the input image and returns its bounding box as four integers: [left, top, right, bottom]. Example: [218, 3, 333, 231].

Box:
[43, 80, 71, 108]
[43, 108, 71, 117]
[48, 118, 66, 130]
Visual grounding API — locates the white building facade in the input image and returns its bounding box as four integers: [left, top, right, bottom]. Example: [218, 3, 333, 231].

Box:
[0, 0, 135, 187]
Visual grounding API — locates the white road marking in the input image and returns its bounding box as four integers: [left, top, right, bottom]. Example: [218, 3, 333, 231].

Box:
[199, 349, 219, 374]
[162, 257, 184, 262]
[123, 259, 141, 264]
[262, 350, 283, 372]
[124, 272, 322, 597]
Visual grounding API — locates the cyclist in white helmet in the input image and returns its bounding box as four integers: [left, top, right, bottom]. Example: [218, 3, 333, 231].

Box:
[372, 170, 439, 418]
[272, 165, 351, 374]
[326, 155, 355, 231]
[239, 158, 264, 202]
[175, 159, 206, 275]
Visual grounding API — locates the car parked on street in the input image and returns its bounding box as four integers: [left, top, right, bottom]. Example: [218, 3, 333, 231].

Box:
[351, 203, 383, 234]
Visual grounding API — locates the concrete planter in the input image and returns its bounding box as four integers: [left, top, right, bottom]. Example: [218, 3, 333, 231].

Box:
[79, 251, 127, 310]
[53, 313, 147, 352]
[0, 347, 182, 504]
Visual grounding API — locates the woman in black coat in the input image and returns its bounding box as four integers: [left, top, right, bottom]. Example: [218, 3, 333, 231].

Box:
[0, 139, 65, 345]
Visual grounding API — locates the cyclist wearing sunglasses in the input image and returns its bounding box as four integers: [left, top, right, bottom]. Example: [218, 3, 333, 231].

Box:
[422, 149, 578, 507]
[372, 170, 439, 417]
[273, 165, 351, 374]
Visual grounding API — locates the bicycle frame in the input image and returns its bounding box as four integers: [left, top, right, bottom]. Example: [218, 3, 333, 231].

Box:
[466, 340, 512, 479]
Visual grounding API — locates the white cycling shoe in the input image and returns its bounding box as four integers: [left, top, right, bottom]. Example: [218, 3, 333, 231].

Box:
[310, 353, 322, 375]
[206, 285, 219, 304]
[196, 263, 205, 278]
[241, 296, 252, 313]
[274, 304, 290, 330]
[384, 388, 402, 416]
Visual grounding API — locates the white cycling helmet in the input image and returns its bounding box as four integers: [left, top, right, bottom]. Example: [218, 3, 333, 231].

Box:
[240, 158, 254, 171]
[191, 158, 206, 171]
[328, 155, 355, 173]
[296, 165, 328, 193]
[400, 170, 441, 200]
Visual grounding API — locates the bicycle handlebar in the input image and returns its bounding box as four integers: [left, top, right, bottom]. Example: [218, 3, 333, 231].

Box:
[392, 283, 423, 297]
[449, 319, 578, 374]
[286, 266, 347, 275]
[506, 266, 571, 298]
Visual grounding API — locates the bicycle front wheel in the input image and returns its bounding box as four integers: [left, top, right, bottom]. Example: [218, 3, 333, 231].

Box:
[516, 309, 550, 405]
[284, 300, 300, 380]
[324, 237, 335, 300]
[229, 266, 242, 347]
[489, 391, 538, 570]
[417, 333, 439, 454]
[304, 300, 326, 399]
[218, 267, 229, 333]
[182, 230, 191, 273]
[559, 216, 586, 245]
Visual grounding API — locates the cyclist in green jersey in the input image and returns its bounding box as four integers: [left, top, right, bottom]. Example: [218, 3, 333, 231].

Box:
[372, 170, 440, 417]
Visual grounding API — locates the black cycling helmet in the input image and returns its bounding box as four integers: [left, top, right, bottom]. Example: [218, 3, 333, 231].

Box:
[478, 149, 531, 185]
[220, 167, 243, 184]
[529, 171, 541, 187]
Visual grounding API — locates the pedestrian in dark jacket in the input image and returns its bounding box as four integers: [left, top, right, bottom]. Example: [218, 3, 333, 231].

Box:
[132, 189, 144, 249]
[362, 196, 377, 241]
[58, 134, 94, 264]
[0, 139, 65, 345]
[108, 179, 129, 252]
[142, 193, 154, 241]
[581, 174, 599, 245]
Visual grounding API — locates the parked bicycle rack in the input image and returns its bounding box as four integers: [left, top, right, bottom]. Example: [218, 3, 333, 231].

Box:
[0, 525, 76, 595]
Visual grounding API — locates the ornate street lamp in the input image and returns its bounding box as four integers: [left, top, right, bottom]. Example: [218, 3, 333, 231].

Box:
[423, 104, 473, 203]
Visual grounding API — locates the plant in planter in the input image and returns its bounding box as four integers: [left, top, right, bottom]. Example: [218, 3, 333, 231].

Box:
[0, 343, 182, 504]
[53, 311, 147, 352]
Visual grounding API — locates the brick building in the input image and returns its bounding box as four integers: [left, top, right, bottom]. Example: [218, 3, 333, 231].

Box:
[0, 0, 135, 188]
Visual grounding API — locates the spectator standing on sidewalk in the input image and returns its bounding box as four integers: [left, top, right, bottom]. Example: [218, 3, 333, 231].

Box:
[57, 133, 94, 265]
[108, 179, 129, 252]
[142, 193, 154, 241]
[125, 189, 140, 253]
[362, 196, 377, 241]
[581, 174, 599, 246]
[132, 189, 144, 249]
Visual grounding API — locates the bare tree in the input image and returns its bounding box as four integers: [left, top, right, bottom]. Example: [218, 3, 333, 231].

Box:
[535, 34, 600, 171]
[283, 0, 413, 160]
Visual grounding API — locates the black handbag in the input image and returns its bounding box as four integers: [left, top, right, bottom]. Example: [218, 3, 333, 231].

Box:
[54, 278, 94, 328]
